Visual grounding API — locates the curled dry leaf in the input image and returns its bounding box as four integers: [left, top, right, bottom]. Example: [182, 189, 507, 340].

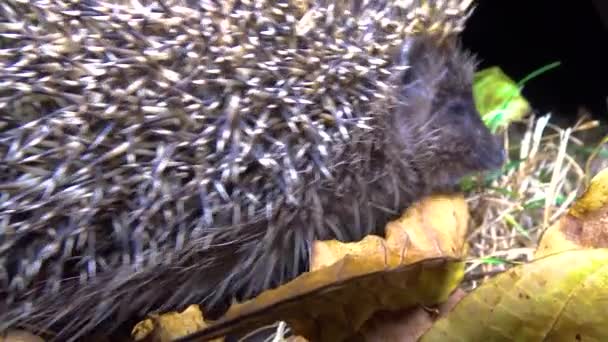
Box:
[420, 167, 608, 341]
[171, 194, 470, 342]
[535, 167, 608, 258]
[311, 193, 470, 270]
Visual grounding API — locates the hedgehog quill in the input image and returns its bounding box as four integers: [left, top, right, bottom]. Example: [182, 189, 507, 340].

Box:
[0, 0, 504, 340]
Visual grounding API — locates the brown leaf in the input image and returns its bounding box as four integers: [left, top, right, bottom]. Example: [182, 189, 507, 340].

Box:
[362, 288, 467, 342]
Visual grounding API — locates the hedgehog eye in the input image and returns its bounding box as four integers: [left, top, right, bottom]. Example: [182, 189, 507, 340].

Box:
[447, 101, 467, 116]
[400, 68, 417, 86]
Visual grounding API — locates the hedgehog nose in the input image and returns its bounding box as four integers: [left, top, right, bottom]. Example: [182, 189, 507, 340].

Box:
[492, 147, 506, 167]
[488, 137, 506, 168]
[479, 135, 506, 170]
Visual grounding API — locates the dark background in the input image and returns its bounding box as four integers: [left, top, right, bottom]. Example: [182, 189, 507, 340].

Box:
[461, 0, 608, 124]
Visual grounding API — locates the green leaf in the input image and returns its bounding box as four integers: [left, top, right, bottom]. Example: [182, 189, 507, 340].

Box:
[473, 67, 530, 132]
[473, 62, 561, 132]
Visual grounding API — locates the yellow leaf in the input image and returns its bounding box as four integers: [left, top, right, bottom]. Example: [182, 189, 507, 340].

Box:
[131, 305, 217, 342]
[421, 248, 608, 342]
[311, 194, 470, 270]
[569, 167, 608, 217]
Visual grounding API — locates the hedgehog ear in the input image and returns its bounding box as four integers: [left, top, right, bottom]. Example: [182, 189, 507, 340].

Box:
[397, 35, 428, 72]
[395, 37, 424, 88]
[394, 36, 440, 118]
[396, 35, 445, 87]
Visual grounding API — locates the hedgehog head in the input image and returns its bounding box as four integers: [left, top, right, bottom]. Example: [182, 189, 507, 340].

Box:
[390, 34, 505, 192]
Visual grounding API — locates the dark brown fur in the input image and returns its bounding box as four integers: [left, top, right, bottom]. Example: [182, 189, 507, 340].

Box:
[0, 1, 503, 340]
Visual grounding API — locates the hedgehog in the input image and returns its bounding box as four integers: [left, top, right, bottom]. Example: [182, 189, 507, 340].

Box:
[0, 0, 505, 340]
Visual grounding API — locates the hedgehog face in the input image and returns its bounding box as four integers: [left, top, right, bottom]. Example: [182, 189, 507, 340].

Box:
[392, 35, 505, 192]
[418, 90, 506, 190]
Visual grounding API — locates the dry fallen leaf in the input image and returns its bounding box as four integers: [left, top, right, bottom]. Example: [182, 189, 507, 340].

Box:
[536, 167, 608, 258]
[420, 248, 608, 341]
[420, 167, 608, 341]
[311, 193, 470, 271]
[169, 194, 471, 342]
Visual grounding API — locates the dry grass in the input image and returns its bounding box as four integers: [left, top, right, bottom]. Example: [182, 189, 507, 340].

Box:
[462, 112, 607, 290]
